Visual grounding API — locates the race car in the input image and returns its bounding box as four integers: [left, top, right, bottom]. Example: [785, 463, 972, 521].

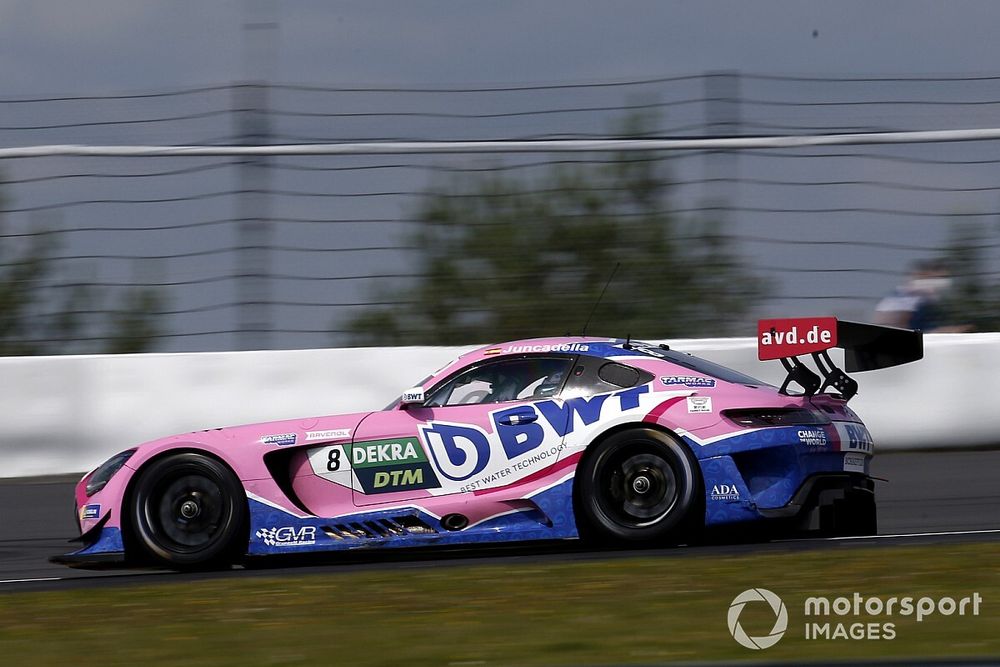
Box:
[55, 317, 922, 569]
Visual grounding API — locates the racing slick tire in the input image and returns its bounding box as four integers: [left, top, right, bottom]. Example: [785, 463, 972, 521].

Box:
[127, 453, 247, 569]
[576, 427, 702, 545]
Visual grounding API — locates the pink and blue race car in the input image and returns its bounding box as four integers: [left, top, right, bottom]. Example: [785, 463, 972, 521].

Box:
[57, 318, 922, 569]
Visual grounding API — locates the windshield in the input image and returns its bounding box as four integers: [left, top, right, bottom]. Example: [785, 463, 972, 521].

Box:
[626, 342, 768, 387]
[659, 350, 768, 386]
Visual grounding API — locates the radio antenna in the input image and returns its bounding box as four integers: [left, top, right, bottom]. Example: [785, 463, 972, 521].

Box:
[581, 262, 619, 336]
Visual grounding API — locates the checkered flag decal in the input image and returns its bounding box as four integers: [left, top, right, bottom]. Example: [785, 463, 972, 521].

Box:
[256, 527, 278, 546]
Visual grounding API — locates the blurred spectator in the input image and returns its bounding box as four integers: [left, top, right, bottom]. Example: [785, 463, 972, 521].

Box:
[874, 259, 969, 332]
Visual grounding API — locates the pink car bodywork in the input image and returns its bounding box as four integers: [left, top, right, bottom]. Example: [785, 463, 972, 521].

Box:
[65, 334, 881, 564]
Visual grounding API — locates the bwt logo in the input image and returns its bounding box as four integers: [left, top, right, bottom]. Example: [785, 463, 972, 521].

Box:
[420, 386, 651, 482]
[842, 423, 873, 452]
[728, 588, 788, 650]
[420, 422, 493, 481]
[255, 526, 317, 547]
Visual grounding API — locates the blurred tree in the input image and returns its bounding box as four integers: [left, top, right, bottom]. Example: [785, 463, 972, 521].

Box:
[0, 190, 165, 355]
[346, 116, 767, 346]
[104, 286, 166, 354]
[937, 220, 1000, 331]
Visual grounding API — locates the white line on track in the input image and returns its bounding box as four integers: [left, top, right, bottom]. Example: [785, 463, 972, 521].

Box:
[0, 571, 173, 586]
[773, 528, 1000, 545]
[821, 528, 1000, 541]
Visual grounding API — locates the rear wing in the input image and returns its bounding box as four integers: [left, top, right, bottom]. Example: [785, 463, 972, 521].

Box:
[757, 317, 923, 401]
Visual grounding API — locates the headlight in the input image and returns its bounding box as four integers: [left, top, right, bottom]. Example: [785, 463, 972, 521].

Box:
[85, 449, 136, 496]
[722, 408, 830, 428]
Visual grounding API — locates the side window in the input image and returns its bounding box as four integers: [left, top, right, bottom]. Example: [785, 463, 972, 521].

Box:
[425, 357, 574, 407]
[598, 362, 641, 387]
[563, 359, 653, 398]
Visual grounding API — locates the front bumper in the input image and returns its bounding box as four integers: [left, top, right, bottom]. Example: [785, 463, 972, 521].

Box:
[49, 524, 126, 569]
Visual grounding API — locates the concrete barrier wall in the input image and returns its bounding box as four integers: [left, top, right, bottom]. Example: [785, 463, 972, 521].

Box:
[2, 334, 996, 478]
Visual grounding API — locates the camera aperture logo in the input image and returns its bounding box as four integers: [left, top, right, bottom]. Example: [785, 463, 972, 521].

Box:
[728, 588, 788, 650]
[728, 588, 983, 649]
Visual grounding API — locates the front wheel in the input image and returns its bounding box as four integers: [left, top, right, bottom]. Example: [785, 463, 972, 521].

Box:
[128, 453, 247, 568]
[576, 428, 702, 544]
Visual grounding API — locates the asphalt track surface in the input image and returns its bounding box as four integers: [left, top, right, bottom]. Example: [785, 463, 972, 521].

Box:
[1, 450, 998, 593]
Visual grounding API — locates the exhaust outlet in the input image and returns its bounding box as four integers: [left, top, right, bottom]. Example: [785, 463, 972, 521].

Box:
[440, 513, 469, 531]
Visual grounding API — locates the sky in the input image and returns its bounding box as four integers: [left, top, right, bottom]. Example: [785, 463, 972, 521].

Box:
[4, 1, 1000, 95]
[3, 1, 1000, 352]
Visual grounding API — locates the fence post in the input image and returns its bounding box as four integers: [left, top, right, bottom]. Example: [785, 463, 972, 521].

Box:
[233, 80, 272, 351]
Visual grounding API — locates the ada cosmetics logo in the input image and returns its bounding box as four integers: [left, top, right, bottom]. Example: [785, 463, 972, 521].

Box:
[728, 588, 788, 650]
[710, 484, 740, 501]
[255, 526, 317, 547]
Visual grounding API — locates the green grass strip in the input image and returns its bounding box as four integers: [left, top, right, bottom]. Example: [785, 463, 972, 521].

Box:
[1, 542, 997, 666]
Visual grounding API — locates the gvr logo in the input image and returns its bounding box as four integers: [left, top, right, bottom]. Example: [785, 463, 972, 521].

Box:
[256, 526, 317, 547]
[420, 386, 650, 482]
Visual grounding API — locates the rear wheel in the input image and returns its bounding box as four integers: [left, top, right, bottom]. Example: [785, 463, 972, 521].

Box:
[128, 453, 247, 568]
[576, 428, 702, 544]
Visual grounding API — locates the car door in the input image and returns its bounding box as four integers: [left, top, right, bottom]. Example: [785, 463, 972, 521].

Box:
[548, 356, 659, 461]
[349, 355, 575, 506]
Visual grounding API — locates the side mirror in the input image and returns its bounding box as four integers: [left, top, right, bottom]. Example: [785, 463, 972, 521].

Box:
[400, 387, 425, 407]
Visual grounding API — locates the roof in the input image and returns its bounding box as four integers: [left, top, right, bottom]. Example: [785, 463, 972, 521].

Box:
[462, 336, 663, 363]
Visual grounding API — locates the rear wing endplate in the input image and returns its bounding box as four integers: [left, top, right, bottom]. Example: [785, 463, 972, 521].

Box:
[757, 317, 923, 400]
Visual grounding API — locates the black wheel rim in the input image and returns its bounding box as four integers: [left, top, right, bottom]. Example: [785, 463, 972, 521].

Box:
[596, 445, 679, 528]
[143, 469, 229, 553]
